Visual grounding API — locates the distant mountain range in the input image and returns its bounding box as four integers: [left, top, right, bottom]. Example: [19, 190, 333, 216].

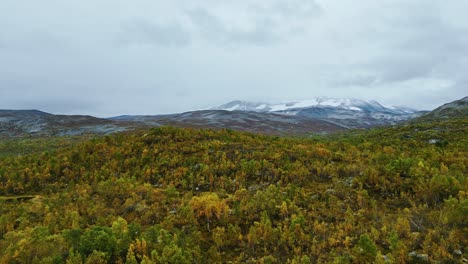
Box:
[109, 110, 345, 136]
[210, 98, 414, 113]
[210, 97, 425, 128]
[1, 97, 465, 137]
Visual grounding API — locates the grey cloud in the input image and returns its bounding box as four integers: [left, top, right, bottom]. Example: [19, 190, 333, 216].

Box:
[0, 0, 467, 115]
[185, 0, 322, 46]
[451, 70, 468, 93]
[1, 94, 101, 115]
[331, 74, 379, 88]
[23, 99, 100, 115]
[341, 7, 468, 86]
[0, 29, 69, 54]
[251, 0, 322, 19]
[228, 25, 279, 46]
[366, 55, 439, 84]
[119, 19, 191, 47]
[186, 9, 225, 40]
[394, 15, 468, 60]
[187, 8, 280, 46]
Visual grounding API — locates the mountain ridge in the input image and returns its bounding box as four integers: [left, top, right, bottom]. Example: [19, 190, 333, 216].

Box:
[210, 98, 425, 128]
[0, 110, 130, 137]
[109, 110, 346, 135]
[210, 97, 419, 114]
[414, 96, 468, 121]
[2, 97, 466, 137]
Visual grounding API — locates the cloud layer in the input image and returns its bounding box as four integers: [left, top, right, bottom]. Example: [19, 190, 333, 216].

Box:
[0, 0, 466, 116]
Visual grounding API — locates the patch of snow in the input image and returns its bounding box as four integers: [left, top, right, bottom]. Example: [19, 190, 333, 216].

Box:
[348, 106, 362, 111]
[289, 99, 320, 108]
[385, 105, 397, 110]
[226, 105, 240, 111]
[255, 104, 267, 110]
[208, 97, 421, 122]
[269, 104, 290, 111]
[320, 99, 342, 107]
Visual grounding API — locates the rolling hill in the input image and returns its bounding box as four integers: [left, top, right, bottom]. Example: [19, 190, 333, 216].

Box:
[414, 96, 468, 121]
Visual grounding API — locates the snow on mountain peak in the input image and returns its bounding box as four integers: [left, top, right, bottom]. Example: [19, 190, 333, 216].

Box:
[210, 98, 420, 116]
[211, 100, 270, 112]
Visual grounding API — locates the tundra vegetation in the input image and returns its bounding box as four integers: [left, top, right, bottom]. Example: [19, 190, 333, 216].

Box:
[0, 118, 466, 263]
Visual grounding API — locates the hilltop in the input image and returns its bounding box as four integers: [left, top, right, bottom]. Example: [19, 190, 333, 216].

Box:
[415, 96, 468, 122]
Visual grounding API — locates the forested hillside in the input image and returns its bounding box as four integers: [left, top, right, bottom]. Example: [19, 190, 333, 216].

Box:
[0, 119, 466, 263]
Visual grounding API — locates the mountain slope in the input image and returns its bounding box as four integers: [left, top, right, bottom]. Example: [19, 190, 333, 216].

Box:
[212, 97, 418, 113]
[0, 110, 130, 137]
[1, 109, 345, 138]
[415, 96, 468, 121]
[110, 110, 345, 135]
[211, 98, 424, 128]
[283, 106, 423, 128]
[7, 96, 459, 138]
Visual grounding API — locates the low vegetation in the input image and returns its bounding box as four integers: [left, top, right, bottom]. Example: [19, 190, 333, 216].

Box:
[0, 118, 466, 263]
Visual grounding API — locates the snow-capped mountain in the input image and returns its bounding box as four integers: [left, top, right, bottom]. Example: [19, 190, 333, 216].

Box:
[210, 98, 424, 128]
[212, 97, 417, 114]
[0, 97, 434, 138]
[209, 100, 273, 112]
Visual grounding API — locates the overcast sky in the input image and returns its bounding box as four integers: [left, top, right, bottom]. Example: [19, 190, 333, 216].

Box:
[1, 0, 467, 116]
